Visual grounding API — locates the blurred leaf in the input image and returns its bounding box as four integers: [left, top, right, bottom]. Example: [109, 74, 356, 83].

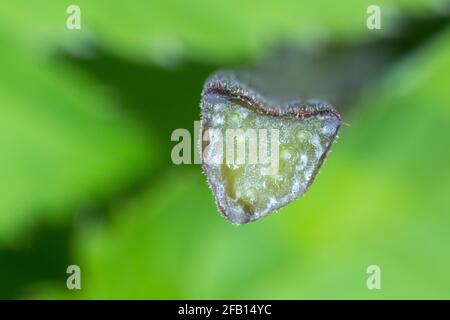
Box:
[0, 0, 446, 64]
[0, 31, 157, 242]
[36, 26, 450, 299]
[35, 169, 298, 299]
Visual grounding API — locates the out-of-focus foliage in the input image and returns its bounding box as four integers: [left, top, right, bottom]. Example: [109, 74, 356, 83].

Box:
[0, 31, 156, 242]
[0, 0, 449, 299]
[0, 0, 446, 63]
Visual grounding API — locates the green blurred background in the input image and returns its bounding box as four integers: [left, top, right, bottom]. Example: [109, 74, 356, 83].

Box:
[0, 0, 449, 299]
